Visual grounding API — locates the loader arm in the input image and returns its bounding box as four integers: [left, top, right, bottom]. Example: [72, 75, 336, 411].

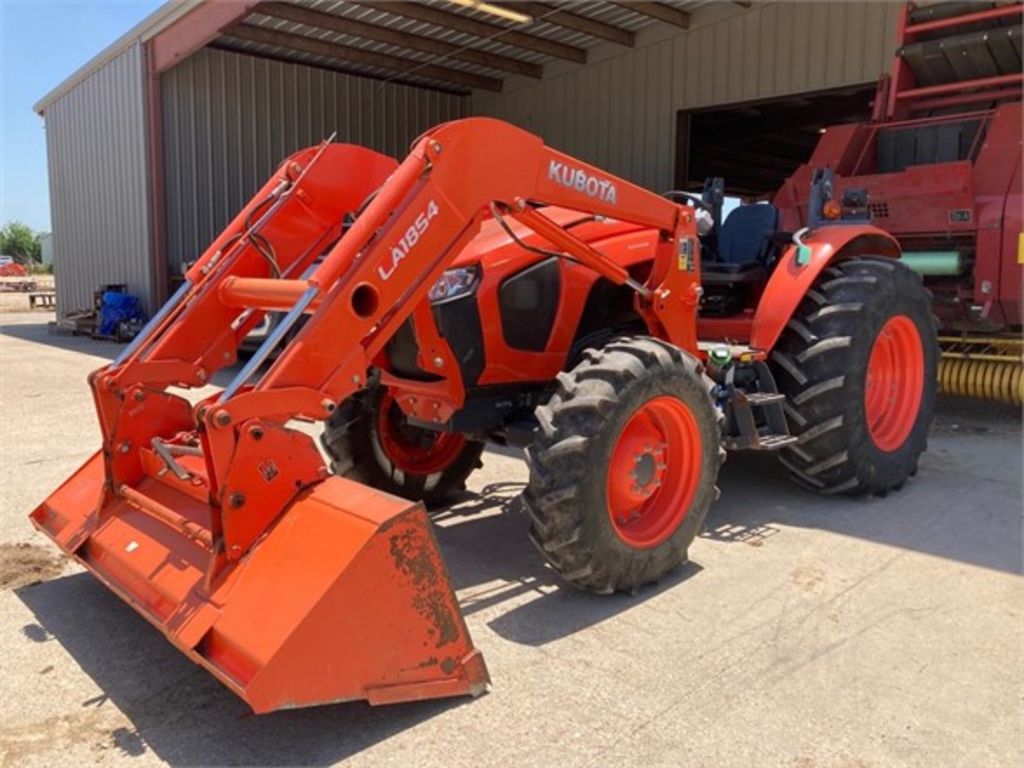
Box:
[30, 118, 698, 713]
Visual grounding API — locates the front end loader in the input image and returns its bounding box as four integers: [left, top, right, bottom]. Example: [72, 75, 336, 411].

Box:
[30, 118, 936, 712]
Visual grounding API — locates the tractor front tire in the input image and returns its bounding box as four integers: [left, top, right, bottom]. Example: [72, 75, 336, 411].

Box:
[524, 337, 723, 593]
[321, 387, 484, 507]
[771, 256, 937, 496]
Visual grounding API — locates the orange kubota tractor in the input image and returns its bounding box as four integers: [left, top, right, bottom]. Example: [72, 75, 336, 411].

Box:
[31, 118, 936, 714]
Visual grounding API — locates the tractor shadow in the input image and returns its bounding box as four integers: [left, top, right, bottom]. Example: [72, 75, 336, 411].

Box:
[702, 395, 1022, 575]
[431, 481, 702, 646]
[15, 573, 467, 766]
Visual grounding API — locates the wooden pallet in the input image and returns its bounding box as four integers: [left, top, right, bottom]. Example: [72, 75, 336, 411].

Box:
[29, 292, 56, 309]
[49, 310, 96, 336]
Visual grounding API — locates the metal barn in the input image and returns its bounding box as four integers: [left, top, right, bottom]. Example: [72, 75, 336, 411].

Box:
[35, 0, 902, 314]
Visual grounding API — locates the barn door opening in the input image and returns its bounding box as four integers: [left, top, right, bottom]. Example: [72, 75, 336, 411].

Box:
[675, 84, 876, 198]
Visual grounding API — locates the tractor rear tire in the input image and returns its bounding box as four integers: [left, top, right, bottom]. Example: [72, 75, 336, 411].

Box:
[524, 337, 723, 593]
[321, 387, 485, 507]
[771, 257, 937, 496]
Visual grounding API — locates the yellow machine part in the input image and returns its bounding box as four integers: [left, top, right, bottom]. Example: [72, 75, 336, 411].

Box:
[937, 335, 1024, 406]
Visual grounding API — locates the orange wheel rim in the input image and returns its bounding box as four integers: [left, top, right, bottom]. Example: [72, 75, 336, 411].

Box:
[606, 396, 702, 549]
[864, 315, 924, 452]
[376, 392, 466, 474]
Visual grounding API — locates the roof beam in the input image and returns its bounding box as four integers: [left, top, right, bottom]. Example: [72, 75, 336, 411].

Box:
[257, 2, 543, 78]
[358, 1, 587, 64]
[493, 2, 634, 46]
[223, 23, 503, 91]
[615, 2, 690, 29]
[150, 1, 259, 72]
[211, 40, 462, 95]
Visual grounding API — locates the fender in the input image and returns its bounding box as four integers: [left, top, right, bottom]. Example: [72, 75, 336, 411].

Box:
[750, 225, 900, 352]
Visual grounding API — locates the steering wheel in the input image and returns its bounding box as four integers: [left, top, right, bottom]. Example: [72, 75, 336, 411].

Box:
[661, 190, 714, 213]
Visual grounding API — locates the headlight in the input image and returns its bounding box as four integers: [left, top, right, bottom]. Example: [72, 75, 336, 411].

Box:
[428, 266, 480, 304]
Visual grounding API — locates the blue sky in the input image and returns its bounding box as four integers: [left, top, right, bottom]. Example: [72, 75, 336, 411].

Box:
[1, 0, 163, 232]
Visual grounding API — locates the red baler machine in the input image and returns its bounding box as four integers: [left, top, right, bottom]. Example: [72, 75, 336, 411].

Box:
[776, 1, 1023, 404]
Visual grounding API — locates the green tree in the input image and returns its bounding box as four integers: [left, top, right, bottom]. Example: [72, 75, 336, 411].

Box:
[0, 221, 42, 264]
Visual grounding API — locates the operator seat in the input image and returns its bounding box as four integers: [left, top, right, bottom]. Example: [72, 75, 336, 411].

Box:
[702, 203, 779, 284]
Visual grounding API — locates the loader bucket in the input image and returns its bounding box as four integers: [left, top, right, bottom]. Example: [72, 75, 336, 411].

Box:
[30, 455, 489, 713]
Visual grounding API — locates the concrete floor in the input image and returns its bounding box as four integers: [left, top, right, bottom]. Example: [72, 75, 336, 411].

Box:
[0, 312, 1021, 767]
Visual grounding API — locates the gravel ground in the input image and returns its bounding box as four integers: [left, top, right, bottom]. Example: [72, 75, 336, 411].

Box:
[0, 312, 1021, 767]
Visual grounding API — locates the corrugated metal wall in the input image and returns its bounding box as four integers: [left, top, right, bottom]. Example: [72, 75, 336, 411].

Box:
[43, 43, 152, 314]
[471, 1, 902, 193]
[161, 47, 468, 271]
